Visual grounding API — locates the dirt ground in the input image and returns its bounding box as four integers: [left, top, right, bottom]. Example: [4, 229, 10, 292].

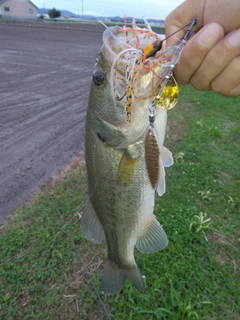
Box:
[0, 22, 105, 223]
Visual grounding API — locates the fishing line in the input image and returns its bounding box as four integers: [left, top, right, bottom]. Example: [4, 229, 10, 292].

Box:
[50, 197, 112, 320]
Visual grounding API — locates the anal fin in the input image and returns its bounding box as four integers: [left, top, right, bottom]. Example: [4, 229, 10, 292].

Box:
[80, 198, 105, 244]
[136, 217, 168, 253]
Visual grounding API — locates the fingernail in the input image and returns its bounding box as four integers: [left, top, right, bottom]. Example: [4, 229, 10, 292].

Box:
[228, 30, 240, 48]
[197, 23, 222, 48]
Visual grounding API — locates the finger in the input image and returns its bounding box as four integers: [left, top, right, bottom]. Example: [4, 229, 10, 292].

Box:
[191, 29, 240, 91]
[164, 0, 204, 46]
[173, 23, 224, 84]
[203, 0, 240, 33]
[165, 0, 240, 46]
[211, 55, 240, 97]
[229, 83, 240, 97]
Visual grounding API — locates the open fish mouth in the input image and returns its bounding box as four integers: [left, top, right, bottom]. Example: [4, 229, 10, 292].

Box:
[100, 18, 198, 123]
[81, 17, 199, 295]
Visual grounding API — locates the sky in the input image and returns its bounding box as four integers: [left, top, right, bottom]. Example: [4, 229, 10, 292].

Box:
[34, 0, 185, 20]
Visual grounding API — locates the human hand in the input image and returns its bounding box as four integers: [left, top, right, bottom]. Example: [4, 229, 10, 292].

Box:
[165, 0, 240, 96]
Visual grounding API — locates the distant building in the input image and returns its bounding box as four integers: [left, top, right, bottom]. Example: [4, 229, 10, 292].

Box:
[0, 0, 38, 19]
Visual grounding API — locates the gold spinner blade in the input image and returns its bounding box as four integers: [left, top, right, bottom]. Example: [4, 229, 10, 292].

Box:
[154, 77, 179, 110]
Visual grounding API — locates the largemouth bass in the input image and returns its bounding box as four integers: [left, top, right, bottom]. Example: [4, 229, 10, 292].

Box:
[81, 19, 198, 294]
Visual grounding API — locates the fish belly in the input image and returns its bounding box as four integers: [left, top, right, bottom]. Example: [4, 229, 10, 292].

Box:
[81, 118, 167, 294]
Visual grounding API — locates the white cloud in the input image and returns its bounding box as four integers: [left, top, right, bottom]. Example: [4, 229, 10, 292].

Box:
[34, 0, 184, 19]
[84, 11, 107, 17]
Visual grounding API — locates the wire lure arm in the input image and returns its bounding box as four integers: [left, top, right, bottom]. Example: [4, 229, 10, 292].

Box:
[144, 18, 198, 192]
[157, 18, 198, 99]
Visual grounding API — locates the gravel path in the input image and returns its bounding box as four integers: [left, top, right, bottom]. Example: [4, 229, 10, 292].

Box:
[0, 22, 103, 223]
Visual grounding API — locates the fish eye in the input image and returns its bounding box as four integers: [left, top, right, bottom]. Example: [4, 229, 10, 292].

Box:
[93, 70, 105, 86]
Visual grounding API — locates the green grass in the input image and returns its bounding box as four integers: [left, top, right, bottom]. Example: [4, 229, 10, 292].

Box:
[1, 86, 240, 319]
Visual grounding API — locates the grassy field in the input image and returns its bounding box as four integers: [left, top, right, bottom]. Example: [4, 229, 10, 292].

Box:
[0, 86, 239, 319]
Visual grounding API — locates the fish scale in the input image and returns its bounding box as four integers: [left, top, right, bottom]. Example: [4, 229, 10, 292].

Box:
[81, 19, 198, 294]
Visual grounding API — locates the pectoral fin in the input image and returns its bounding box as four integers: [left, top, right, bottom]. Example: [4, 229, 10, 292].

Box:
[80, 198, 105, 244]
[116, 148, 140, 187]
[161, 146, 174, 167]
[156, 157, 166, 196]
[156, 146, 173, 196]
[136, 217, 168, 253]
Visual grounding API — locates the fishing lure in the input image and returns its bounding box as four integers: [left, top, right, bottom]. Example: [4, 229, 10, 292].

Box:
[144, 18, 198, 189]
[112, 18, 198, 122]
[108, 17, 198, 188]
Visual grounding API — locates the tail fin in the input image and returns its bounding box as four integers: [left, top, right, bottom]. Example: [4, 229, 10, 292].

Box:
[101, 259, 145, 295]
